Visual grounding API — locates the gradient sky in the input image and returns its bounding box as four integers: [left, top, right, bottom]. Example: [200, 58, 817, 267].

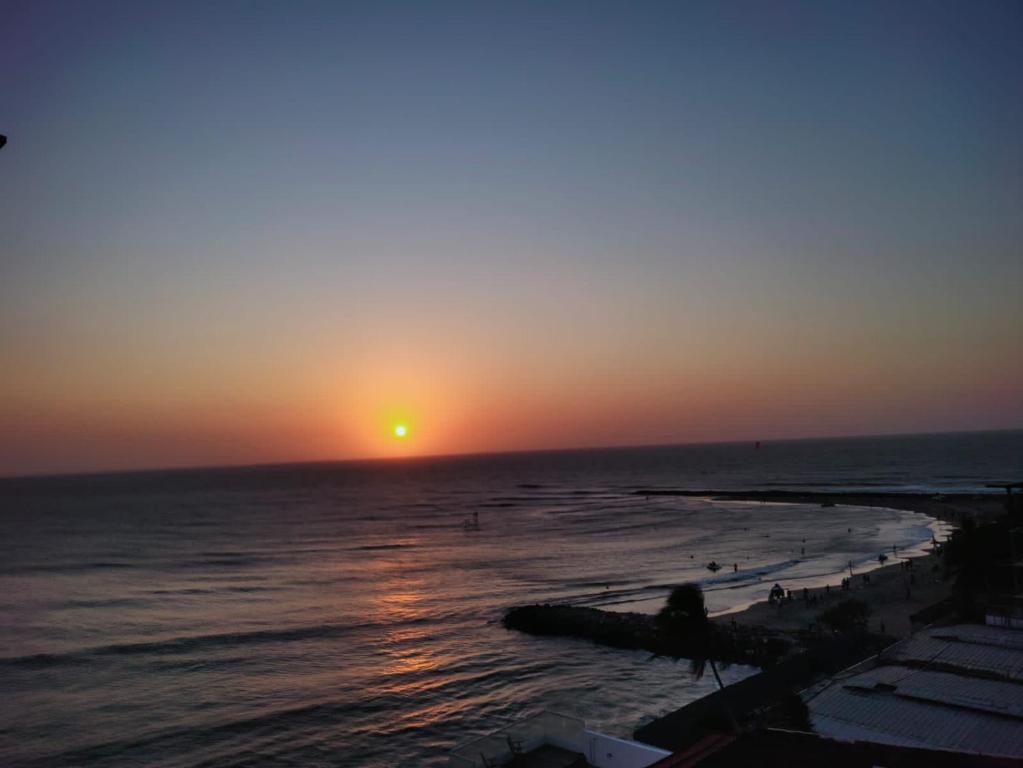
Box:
[1, 0, 1021, 476]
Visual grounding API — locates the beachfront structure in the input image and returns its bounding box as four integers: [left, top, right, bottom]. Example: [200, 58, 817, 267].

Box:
[803, 623, 1023, 758]
[645, 728, 1018, 767]
[449, 711, 671, 768]
[986, 599, 1023, 630]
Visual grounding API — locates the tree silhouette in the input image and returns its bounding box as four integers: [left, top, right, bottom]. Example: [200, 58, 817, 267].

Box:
[657, 583, 725, 690]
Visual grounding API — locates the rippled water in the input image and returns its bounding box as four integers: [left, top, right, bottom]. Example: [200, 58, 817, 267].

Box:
[1, 431, 1019, 766]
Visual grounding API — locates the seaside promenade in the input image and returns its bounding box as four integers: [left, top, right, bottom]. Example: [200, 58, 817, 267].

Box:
[502, 490, 1023, 766]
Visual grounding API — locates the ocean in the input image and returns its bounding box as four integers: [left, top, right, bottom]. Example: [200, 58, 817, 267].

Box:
[1, 430, 1020, 767]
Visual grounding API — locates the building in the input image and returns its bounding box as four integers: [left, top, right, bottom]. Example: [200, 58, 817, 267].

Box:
[449, 711, 670, 768]
[803, 623, 1023, 758]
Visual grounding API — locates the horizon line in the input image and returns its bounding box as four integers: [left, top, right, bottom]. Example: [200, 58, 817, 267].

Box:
[2, 425, 1020, 483]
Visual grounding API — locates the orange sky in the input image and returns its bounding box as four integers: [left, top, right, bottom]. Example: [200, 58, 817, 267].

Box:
[2, 2, 1022, 476]
[2, 290, 1020, 475]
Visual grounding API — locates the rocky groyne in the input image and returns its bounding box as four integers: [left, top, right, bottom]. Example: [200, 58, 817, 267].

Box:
[503, 603, 790, 668]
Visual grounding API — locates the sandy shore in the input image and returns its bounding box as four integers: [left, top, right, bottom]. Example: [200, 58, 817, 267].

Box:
[716, 550, 946, 638]
[706, 492, 1005, 639]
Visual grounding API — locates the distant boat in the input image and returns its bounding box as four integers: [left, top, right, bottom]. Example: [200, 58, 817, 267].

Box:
[755, 441, 761, 449]
[463, 511, 480, 531]
[706, 561, 722, 572]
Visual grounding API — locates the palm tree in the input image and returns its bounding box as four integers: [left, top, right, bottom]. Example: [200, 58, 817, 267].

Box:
[657, 583, 725, 690]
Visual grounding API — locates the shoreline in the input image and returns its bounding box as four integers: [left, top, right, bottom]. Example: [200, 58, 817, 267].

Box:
[607, 490, 977, 620]
[697, 491, 1003, 638]
[715, 548, 947, 638]
[503, 491, 1001, 657]
[701, 501, 950, 618]
[636, 489, 1006, 525]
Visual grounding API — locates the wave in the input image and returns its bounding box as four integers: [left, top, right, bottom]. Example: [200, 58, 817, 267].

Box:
[0, 561, 137, 575]
[634, 483, 1003, 496]
[561, 557, 825, 610]
[34, 699, 381, 768]
[0, 622, 380, 670]
[184, 556, 268, 568]
[699, 558, 802, 589]
[58, 597, 150, 609]
[571, 518, 672, 535]
[148, 585, 279, 596]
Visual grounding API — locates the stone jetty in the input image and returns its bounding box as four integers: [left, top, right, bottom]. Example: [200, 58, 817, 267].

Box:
[503, 603, 790, 668]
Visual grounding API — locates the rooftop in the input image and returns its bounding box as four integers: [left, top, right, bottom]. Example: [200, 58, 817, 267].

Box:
[450, 711, 669, 768]
[883, 623, 1023, 682]
[503, 745, 587, 768]
[805, 624, 1023, 758]
[655, 729, 1023, 767]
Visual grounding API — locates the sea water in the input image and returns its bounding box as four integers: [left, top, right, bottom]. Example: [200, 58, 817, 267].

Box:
[1, 430, 1019, 766]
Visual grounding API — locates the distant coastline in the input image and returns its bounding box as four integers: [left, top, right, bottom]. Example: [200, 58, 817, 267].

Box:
[633, 488, 1006, 525]
[2, 426, 1020, 482]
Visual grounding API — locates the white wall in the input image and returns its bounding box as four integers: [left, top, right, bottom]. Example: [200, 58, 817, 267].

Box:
[986, 613, 1023, 630]
[584, 730, 671, 768]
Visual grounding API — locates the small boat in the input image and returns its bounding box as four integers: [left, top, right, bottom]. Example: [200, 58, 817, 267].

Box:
[706, 561, 722, 572]
[463, 511, 481, 531]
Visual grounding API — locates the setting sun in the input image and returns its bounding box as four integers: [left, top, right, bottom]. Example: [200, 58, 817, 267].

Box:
[393, 424, 408, 439]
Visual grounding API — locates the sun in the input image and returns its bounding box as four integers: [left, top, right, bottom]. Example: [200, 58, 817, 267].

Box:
[393, 424, 408, 439]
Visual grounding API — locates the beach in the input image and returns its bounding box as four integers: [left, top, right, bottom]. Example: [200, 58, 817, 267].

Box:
[504, 491, 1000, 669]
[711, 492, 1006, 639]
[718, 550, 945, 638]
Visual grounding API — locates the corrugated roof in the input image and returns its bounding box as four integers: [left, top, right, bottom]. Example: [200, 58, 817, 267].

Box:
[683, 728, 1023, 767]
[804, 624, 1023, 758]
[925, 623, 1023, 651]
[840, 666, 1023, 718]
[884, 629, 1023, 682]
[809, 683, 1023, 757]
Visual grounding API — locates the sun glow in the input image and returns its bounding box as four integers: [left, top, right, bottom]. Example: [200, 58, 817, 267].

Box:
[393, 424, 408, 439]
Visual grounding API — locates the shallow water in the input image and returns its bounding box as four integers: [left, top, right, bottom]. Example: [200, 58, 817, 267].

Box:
[0, 431, 1018, 766]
